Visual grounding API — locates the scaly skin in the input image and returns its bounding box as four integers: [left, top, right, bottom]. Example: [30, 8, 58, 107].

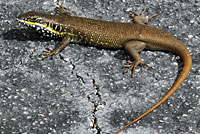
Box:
[17, 2, 192, 134]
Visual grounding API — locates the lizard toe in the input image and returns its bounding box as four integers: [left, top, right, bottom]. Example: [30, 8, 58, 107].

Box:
[123, 60, 149, 77]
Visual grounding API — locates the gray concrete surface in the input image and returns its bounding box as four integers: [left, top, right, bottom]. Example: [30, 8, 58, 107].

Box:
[0, 0, 200, 134]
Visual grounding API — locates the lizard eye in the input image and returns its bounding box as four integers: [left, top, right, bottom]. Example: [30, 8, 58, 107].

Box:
[32, 17, 37, 21]
[31, 17, 37, 21]
[30, 16, 41, 22]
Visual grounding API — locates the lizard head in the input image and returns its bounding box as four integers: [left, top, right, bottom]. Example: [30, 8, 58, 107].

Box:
[17, 11, 66, 37]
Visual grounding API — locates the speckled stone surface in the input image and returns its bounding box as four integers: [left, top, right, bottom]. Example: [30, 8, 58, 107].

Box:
[0, 0, 200, 134]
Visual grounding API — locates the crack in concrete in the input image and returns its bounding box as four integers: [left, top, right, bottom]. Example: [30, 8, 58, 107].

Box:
[87, 79, 102, 134]
[93, 79, 102, 134]
[61, 59, 102, 133]
[76, 73, 85, 83]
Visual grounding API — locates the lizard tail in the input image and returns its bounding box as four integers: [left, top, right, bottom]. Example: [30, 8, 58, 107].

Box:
[115, 45, 192, 134]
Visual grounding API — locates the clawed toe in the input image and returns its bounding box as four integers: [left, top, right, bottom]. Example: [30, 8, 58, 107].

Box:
[40, 48, 55, 60]
[123, 60, 149, 77]
[128, 7, 158, 25]
[141, 63, 150, 68]
[54, 7, 63, 14]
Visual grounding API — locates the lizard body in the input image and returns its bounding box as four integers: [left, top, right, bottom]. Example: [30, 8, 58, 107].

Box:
[17, 2, 192, 134]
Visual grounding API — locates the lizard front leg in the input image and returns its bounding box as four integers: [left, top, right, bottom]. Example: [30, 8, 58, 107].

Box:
[40, 35, 71, 59]
[129, 8, 158, 25]
[55, 0, 74, 16]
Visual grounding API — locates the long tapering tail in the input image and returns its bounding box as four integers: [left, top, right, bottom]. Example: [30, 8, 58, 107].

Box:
[114, 43, 192, 134]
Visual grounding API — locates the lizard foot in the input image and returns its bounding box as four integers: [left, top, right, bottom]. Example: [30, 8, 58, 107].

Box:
[40, 48, 57, 60]
[54, 6, 74, 16]
[123, 60, 149, 77]
[129, 7, 158, 25]
[54, 6, 65, 14]
[55, 0, 74, 16]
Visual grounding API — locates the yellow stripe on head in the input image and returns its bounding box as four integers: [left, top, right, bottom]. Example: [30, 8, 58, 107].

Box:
[17, 19, 66, 36]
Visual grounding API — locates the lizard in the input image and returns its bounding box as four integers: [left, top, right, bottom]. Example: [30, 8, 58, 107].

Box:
[16, 0, 192, 133]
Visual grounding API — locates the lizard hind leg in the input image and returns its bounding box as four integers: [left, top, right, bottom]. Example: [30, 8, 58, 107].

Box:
[123, 41, 149, 77]
[129, 7, 158, 25]
[54, 0, 74, 16]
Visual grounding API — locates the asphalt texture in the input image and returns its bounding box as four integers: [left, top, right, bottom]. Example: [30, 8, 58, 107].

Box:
[0, 0, 200, 134]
